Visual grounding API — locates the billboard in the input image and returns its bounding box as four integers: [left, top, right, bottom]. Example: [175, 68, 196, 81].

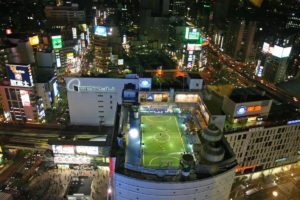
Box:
[255, 60, 264, 77]
[51, 35, 62, 49]
[262, 42, 291, 58]
[20, 90, 31, 107]
[54, 154, 91, 164]
[6, 64, 34, 87]
[146, 93, 154, 101]
[72, 27, 77, 39]
[76, 146, 99, 155]
[187, 44, 202, 51]
[94, 26, 107, 36]
[52, 145, 75, 154]
[236, 105, 262, 115]
[53, 81, 59, 97]
[29, 35, 39, 46]
[185, 27, 200, 40]
[52, 145, 99, 155]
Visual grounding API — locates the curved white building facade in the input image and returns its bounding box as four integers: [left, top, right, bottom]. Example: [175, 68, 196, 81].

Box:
[114, 168, 235, 200]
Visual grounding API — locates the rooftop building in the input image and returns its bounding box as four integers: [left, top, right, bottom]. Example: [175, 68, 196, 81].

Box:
[111, 102, 236, 200]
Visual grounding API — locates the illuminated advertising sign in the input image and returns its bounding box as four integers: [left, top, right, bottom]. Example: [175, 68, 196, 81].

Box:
[53, 81, 59, 97]
[76, 146, 99, 155]
[262, 42, 271, 53]
[52, 145, 75, 154]
[20, 90, 31, 107]
[37, 103, 45, 118]
[262, 42, 292, 58]
[175, 94, 199, 103]
[185, 27, 200, 40]
[236, 106, 247, 115]
[72, 27, 77, 39]
[29, 35, 39, 46]
[287, 119, 300, 125]
[51, 35, 62, 49]
[255, 60, 264, 77]
[66, 78, 115, 92]
[273, 45, 284, 58]
[79, 24, 87, 32]
[187, 44, 202, 51]
[67, 52, 74, 59]
[52, 145, 99, 156]
[282, 47, 292, 57]
[146, 93, 154, 101]
[6, 64, 34, 87]
[118, 59, 124, 65]
[236, 105, 262, 115]
[54, 155, 91, 164]
[139, 78, 152, 90]
[94, 26, 107, 36]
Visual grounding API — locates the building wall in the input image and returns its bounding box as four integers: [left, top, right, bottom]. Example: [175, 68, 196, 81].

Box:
[65, 77, 138, 126]
[0, 85, 38, 122]
[222, 97, 272, 118]
[264, 56, 288, 83]
[225, 124, 300, 174]
[35, 83, 52, 109]
[114, 168, 235, 200]
[188, 79, 203, 90]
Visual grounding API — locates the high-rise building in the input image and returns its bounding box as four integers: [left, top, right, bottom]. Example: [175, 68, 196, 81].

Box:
[64, 76, 140, 126]
[94, 34, 111, 73]
[45, 4, 86, 26]
[0, 64, 45, 123]
[141, 0, 170, 17]
[170, 0, 185, 16]
[224, 20, 257, 62]
[261, 42, 292, 83]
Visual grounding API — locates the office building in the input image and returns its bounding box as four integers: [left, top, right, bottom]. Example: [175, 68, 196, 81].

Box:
[45, 4, 86, 26]
[261, 42, 292, 83]
[94, 34, 111, 73]
[64, 76, 140, 126]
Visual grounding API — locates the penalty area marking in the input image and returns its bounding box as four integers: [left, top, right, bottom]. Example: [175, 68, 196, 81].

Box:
[148, 156, 180, 166]
[143, 116, 172, 123]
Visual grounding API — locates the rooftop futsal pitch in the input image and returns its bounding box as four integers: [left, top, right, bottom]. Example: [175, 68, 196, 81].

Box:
[141, 115, 185, 169]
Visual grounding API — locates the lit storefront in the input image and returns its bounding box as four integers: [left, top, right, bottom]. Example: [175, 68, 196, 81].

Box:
[51, 143, 110, 169]
[175, 94, 199, 103]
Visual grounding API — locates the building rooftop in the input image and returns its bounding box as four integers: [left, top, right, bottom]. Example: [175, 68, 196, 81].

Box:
[200, 89, 224, 115]
[113, 104, 236, 181]
[188, 73, 203, 79]
[229, 88, 270, 103]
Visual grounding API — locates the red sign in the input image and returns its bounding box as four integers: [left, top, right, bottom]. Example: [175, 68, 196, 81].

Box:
[247, 105, 262, 112]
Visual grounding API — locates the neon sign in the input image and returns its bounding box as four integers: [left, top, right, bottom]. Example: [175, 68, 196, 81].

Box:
[236, 105, 262, 115]
[236, 106, 247, 115]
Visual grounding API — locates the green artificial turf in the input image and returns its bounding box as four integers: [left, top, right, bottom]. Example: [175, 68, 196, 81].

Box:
[141, 115, 185, 169]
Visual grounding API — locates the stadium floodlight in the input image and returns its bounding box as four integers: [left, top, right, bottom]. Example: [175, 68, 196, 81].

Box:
[129, 128, 139, 139]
